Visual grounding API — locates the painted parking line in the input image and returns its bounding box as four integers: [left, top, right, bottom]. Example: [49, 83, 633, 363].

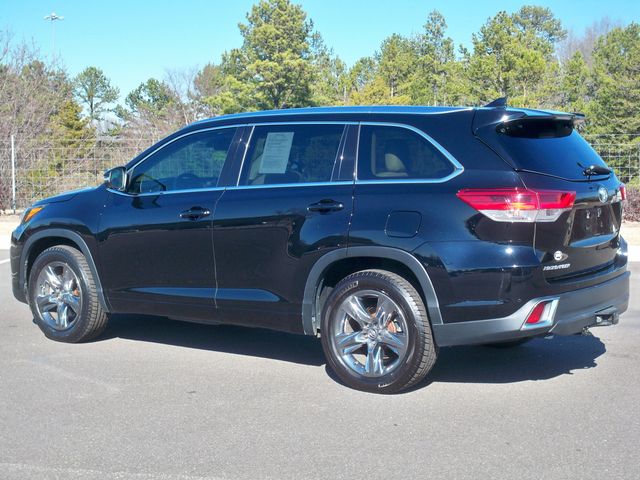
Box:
[0, 259, 9, 265]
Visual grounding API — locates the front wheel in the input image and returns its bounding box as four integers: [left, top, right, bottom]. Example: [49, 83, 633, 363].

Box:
[321, 269, 437, 393]
[28, 245, 108, 343]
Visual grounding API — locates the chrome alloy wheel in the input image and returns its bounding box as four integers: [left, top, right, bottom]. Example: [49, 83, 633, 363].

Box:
[329, 290, 409, 378]
[34, 261, 82, 331]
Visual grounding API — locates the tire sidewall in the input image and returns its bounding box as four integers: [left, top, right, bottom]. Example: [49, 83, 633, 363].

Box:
[321, 273, 427, 392]
[28, 248, 93, 342]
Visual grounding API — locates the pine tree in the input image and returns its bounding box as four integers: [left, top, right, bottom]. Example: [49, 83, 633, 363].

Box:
[589, 23, 640, 138]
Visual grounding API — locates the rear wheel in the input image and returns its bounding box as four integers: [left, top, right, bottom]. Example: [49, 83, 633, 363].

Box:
[28, 245, 108, 343]
[321, 269, 437, 393]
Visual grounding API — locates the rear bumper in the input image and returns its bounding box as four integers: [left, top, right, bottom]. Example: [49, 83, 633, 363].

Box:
[433, 270, 629, 347]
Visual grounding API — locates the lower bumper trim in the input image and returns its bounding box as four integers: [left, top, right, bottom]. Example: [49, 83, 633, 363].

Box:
[432, 271, 629, 347]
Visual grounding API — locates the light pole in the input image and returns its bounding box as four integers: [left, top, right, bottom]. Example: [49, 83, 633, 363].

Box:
[44, 12, 64, 57]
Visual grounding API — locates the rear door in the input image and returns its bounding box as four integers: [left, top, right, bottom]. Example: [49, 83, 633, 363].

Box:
[212, 122, 354, 333]
[476, 116, 625, 283]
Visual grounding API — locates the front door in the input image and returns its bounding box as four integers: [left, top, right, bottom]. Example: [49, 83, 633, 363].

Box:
[97, 127, 239, 322]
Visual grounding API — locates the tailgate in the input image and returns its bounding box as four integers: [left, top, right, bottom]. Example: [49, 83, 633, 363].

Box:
[473, 109, 626, 282]
[518, 172, 623, 282]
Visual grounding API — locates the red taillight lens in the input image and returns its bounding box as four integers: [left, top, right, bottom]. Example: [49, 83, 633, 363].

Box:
[537, 191, 576, 209]
[456, 188, 576, 223]
[525, 302, 548, 324]
[619, 184, 627, 201]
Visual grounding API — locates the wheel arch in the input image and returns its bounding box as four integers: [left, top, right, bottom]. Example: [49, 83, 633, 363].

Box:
[302, 246, 442, 335]
[20, 229, 109, 312]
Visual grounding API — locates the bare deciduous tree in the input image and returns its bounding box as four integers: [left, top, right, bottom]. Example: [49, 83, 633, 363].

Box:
[558, 17, 622, 66]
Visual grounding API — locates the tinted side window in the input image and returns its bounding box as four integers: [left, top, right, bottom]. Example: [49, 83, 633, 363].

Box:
[357, 125, 453, 180]
[129, 128, 236, 193]
[240, 124, 345, 186]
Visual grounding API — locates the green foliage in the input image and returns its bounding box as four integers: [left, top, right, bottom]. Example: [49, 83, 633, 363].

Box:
[347, 57, 376, 95]
[560, 51, 590, 113]
[74, 66, 119, 121]
[588, 23, 640, 140]
[309, 33, 349, 106]
[377, 34, 415, 101]
[406, 11, 459, 105]
[201, 0, 318, 112]
[50, 99, 94, 146]
[513, 5, 566, 46]
[124, 78, 175, 117]
[466, 6, 565, 106]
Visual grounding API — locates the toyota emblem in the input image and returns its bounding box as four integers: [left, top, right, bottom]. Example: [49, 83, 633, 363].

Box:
[598, 186, 608, 203]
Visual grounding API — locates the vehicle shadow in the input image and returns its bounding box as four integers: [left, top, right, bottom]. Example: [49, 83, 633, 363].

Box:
[102, 315, 606, 386]
[102, 314, 326, 366]
[424, 333, 606, 385]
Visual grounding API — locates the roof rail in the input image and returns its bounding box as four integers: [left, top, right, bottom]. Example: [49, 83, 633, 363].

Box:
[484, 97, 507, 108]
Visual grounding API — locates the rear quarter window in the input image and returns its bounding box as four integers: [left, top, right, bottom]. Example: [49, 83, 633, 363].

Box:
[357, 125, 454, 180]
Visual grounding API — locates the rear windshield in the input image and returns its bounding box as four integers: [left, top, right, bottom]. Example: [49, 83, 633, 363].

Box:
[484, 120, 609, 180]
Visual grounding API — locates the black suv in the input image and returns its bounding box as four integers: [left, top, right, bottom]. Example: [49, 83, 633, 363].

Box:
[10, 104, 629, 393]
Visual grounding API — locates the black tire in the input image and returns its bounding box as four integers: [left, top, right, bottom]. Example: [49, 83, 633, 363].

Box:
[484, 338, 533, 348]
[320, 269, 437, 393]
[28, 245, 108, 343]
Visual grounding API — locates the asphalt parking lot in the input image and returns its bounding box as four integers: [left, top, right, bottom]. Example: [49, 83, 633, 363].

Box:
[0, 250, 638, 480]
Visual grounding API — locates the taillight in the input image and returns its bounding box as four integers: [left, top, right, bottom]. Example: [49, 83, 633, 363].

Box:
[619, 184, 627, 201]
[456, 188, 576, 223]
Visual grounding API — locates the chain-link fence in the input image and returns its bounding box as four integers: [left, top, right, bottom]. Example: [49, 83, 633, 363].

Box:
[583, 134, 640, 183]
[0, 135, 155, 212]
[0, 133, 639, 212]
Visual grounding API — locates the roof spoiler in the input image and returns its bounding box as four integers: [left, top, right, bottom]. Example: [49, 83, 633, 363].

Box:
[572, 112, 586, 126]
[499, 112, 586, 127]
[482, 97, 585, 126]
[473, 107, 586, 134]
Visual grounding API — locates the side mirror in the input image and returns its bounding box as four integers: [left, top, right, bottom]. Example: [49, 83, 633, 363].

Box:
[104, 167, 128, 191]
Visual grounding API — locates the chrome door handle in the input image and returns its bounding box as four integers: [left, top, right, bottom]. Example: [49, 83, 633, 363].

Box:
[307, 200, 344, 213]
[179, 207, 211, 221]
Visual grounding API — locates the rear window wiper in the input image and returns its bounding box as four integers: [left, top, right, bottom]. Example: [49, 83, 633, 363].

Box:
[579, 163, 611, 178]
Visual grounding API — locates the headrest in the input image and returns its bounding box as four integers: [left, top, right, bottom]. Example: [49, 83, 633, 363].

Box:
[384, 153, 406, 172]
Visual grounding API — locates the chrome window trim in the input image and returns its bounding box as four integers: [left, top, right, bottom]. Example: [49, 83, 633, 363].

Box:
[353, 124, 361, 182]
[329, 125, 349, 181]
[250, 121, 358, 126]
[354, 122, 464, 184]
[235, 125, 255, 186]
[110, 120, 464, 197]
[107, 186, 226, 197]
[226, 181, 353, 191]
